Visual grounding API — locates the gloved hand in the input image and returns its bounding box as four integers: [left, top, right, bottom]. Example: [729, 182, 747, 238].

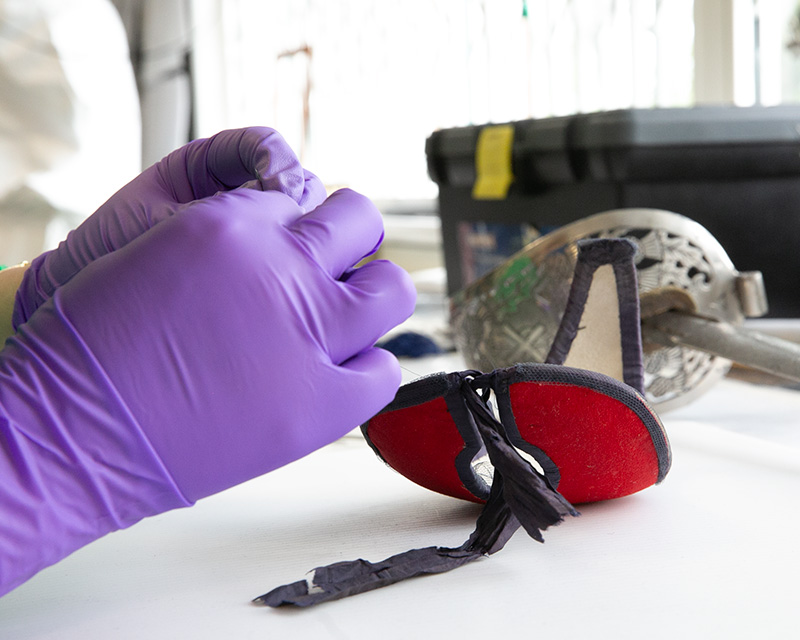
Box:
[0, 187, 415, 597]
[12, 127, 326, 329]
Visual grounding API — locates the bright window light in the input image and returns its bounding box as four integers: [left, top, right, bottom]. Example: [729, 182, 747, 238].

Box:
[191, 0, 697, 201]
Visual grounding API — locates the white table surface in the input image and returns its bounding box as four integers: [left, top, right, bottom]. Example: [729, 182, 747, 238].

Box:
[1, 349, 799, 639]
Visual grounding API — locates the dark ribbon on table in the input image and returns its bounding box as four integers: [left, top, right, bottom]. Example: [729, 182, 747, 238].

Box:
[253, 375, 578, 608]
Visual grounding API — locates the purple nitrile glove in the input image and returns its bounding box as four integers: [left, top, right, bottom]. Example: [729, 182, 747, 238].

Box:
[12, 126, 326, 329]
[0, 187, 415, 597]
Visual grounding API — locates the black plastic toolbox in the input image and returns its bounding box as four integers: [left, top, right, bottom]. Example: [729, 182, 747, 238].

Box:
[426, 106, 800, 316]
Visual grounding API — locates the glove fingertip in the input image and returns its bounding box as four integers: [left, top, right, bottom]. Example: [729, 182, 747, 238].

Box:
[339, 347, 403, 408]
[297, 170, 327, 212]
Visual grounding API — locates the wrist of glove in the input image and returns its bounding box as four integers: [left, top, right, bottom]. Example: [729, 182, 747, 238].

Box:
[0, 188, 415, 597]
[0, 312, 190, 597]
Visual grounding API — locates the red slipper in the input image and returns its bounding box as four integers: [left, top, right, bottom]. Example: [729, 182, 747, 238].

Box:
[362, 362, 670, 506]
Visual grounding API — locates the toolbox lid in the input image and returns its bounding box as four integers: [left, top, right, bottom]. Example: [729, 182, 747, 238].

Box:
[426, 107, 800, 187]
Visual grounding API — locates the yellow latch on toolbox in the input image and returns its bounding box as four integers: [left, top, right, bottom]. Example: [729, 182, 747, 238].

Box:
[472, 124, 514, 200]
